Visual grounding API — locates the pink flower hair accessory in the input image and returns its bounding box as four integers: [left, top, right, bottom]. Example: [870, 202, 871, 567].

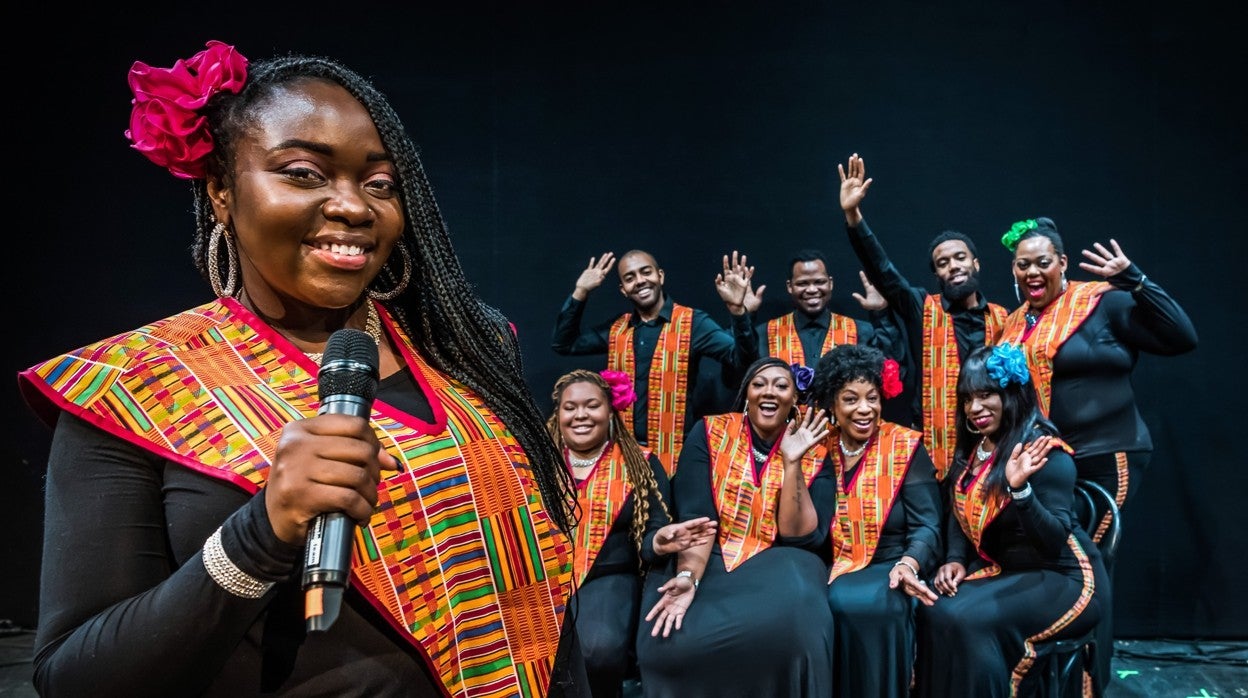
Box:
[599, 370, 637, 411]
[125, 40, 249, 179]
[881, 358, 904, 400]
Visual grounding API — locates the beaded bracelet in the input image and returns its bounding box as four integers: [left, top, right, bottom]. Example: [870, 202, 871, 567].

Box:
[1009, 483, 1034, 500]
[203, 527, 275, 599]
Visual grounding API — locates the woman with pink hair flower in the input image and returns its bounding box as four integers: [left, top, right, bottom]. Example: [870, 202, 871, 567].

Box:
[20, 41, 582, 696]
[547, 369, 717, 697]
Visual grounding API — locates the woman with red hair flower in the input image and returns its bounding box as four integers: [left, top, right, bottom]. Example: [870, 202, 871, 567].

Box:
[547, 369, 717, 697]
[20, 41, 583, 696]
[809, 343, 942, 698]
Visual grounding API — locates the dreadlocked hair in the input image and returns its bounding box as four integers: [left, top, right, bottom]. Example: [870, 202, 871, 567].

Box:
[187, 52, 577, 534]
[546, 370, 670, 560]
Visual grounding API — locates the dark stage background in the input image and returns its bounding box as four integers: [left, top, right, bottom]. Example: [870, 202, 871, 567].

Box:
[7, 3, 1244, 640]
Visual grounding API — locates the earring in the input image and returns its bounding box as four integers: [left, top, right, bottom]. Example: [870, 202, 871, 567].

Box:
[608, 419, 615, 443]
[966, 423, 982, 435]
[207, 222, 238, 298]
[743, 401, 749, 418]
[368, 243, 413, 301]
[1060, 275, 1068, 293]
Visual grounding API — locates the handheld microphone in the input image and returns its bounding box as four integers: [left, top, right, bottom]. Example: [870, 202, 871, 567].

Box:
[302, 328, 379, 633]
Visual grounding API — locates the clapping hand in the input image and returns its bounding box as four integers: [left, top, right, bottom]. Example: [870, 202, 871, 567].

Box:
[715, 250, 764, 315]
[1004, 435, 1054, 490]
[573, 252, 616, 300]
[851, 270, 888, 311]
[653, 517, 719, 556]
[1079, 239, 1132, 279]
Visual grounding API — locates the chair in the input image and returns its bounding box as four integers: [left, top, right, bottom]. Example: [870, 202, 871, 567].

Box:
[1033, 479, 1121, 698]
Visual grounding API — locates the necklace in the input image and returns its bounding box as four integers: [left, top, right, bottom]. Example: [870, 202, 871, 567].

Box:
[568, 441, 609, 469]
[839, 438, 867, 459]
[752, 446, 770, 465]
[306, 303, 383, 365]
[975, 439, 995, 463]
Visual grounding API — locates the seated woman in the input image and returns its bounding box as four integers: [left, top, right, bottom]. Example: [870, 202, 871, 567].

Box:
[809, 344, 942, 698]
[635, 357, 835, 697]
[547, 369, 717, 698]
[913, 343, 1106, 697]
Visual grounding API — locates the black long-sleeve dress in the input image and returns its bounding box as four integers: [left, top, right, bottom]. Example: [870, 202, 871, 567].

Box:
[570, 449, 672, 697]
[824, 424, 942, 698]
[915, 449, 1106, 697]
[634, 417, 835, 698]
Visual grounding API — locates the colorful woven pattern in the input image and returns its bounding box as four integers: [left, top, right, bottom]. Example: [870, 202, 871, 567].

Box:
[765, 311, 858, 366]
[20, 298, 573, 698]
[920, 295, 1009, 480]
[570, 443, 632, 587]
[705, 413, 825, 572]
[608, 304, 693, 476]
[828, 421, 922, 582]
[999, 281, 1110, 416]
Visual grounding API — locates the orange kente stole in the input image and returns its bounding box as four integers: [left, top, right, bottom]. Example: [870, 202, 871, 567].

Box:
[705, 413, 826, 572]
[954, 438, 1075, 581]
[608, 304, 693, 476]
[19, 298, 573, 698]
[569, 442, 638, 587]
[766, 311, 858, 366]
[921, 295, 1008, 481]
[999, 281, 1111, 416]
[828, 421, 922, 582]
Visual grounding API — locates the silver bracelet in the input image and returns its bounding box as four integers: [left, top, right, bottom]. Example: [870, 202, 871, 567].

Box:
[676, 569, 700, 589]
[1009, 483, 1034, 500]
[203, 527, 275, 599]
[892, 559, 919, 577]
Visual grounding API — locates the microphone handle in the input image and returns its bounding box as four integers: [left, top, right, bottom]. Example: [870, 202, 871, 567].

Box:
[302, 511, 354, 589]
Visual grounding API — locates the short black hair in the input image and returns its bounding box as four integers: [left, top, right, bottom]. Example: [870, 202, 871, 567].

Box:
[927, 230, 978, 271]
[809, 344, 885, 410]
[787, 249, 831, 280]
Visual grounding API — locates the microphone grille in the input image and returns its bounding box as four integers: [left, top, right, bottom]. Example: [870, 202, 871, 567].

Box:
[318, 328, 380, 400]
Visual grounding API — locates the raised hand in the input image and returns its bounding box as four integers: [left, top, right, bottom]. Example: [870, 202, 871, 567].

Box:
[572, 252, 616, 300]
[715, 250, 763, 315]
[851, 270, 888, 311]
[933, 561, 967, 597]
[645, 574, 698, 637]
[780, 406, 830, 464]
[838, 153, 873, 225]
[653, 517, 719, 556]
[1079, 239, 1132, 279]
[1004, 435, 1054, 490]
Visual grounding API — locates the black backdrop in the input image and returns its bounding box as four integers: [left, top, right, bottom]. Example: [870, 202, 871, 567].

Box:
[6, 3, 1244, 639]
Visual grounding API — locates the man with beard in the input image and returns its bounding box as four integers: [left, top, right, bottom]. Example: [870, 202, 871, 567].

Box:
[836, 154, 1008, 481]
[551, 249, 759, 476]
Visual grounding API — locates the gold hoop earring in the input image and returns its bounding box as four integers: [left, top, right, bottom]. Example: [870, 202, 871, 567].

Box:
[207, 222, 238, 298]
[368, 243, 413, 301]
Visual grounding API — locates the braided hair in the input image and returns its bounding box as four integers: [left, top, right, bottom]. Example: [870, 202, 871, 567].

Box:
[188, 53, 577, 534]
[547, 370, 669, 558]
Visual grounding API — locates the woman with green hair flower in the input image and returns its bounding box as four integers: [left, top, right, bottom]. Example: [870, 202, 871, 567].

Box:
[914, 343, 1108, 697]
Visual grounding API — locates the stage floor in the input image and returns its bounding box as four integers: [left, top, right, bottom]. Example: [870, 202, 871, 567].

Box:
[1, 628, 1242, 695]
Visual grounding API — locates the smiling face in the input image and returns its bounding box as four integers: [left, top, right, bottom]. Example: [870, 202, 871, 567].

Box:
[617, 251, 666, 313]
[787, 259, 833, 317]
[833, 378, 880, 446]
[1012, 235, 1068, 311]
[207, 79, 405, 318]
[745, 365, 797, 441]
[557, 380, 612, 454]
[931, 239, 981, 302]
[962, 388, 1003, 439]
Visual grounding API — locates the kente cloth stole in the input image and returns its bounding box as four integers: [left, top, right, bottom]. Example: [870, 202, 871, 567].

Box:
[766, 312, 858, 366]
[999, 281, 1111, 416]
[570, 442, 635, 588]
[705, 413, 826, 572]
[920, 295, 1009, 481]
[955, 438, 1074, 582]
[827, 421, 922, 582]
[19, 298, 573, 698]
[607, 304, 693, 476]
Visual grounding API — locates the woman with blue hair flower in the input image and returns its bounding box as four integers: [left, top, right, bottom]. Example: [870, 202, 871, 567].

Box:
[913, 343, 1107, 697]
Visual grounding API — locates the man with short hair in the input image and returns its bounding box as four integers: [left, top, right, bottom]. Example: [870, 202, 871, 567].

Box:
[551, 249, 759, 475]
[838, 153, 1008, 481]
